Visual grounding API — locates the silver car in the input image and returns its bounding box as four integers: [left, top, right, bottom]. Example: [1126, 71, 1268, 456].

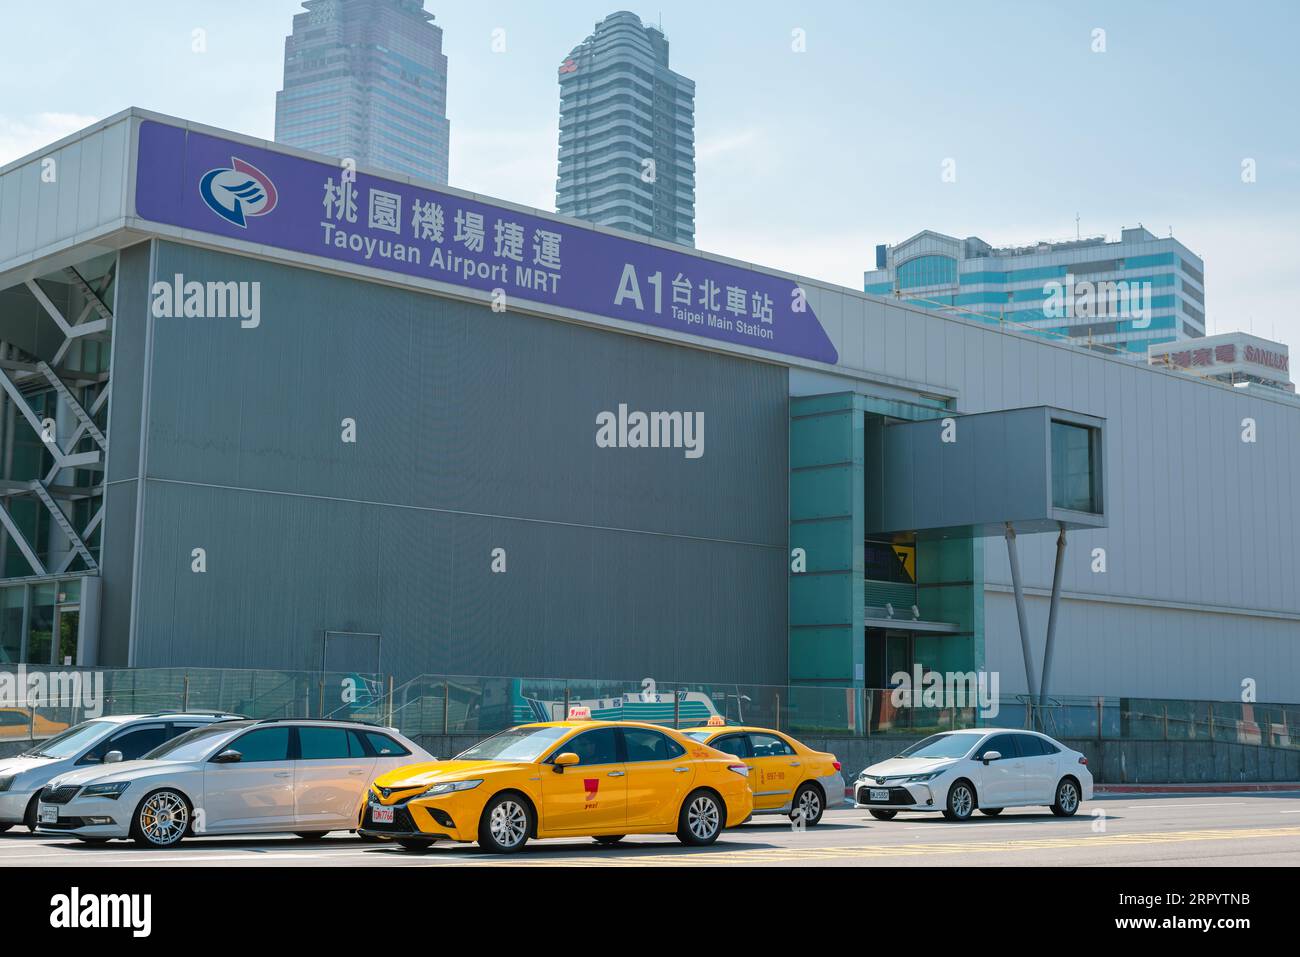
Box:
[0, 711, 242, 833]
[37, 718, 431, 847]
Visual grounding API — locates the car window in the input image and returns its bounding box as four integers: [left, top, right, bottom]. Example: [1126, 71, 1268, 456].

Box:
[455, 726, 569, 762]
[553, 728, 619, 766]
[749, 733, 794, 757]
[105, 725, 169, 761]
[1040, 738, 1060, 754]
[682, 730, 712, 744]
[977, 734, 1020, 760]
[710, 733, 751, 759]
[896, 733, 977, 760]
[23, 719, 115, 758]
[1016, 734, 1047, 756]
[146, 722, 254, 760]
[298, 726, 353, 760]
[623, 728, 684, 762]
[362, 731, 409, 757]
[226, 727, 291, 762]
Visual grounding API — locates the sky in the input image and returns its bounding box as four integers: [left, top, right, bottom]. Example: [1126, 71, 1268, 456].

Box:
[2, 0, 1299, 347]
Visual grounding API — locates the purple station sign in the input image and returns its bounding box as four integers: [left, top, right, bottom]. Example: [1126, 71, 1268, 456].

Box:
[134, 121, 838, 365]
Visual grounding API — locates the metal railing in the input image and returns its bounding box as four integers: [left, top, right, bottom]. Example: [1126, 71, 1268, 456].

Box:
[1, 666, 1295, 751]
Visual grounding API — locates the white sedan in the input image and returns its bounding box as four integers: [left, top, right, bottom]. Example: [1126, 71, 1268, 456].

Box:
[854, 728, 1092, 821]
[35, 718, 431, 847]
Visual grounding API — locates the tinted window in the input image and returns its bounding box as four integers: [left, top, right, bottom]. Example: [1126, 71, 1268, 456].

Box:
[554, 728, 619, 766]
[227, 727, 291, 762]
[362, 731, 409, 757]
[104, 725, 168, 761]
[977, 734, 1020, 760]
[1016, 735, 1047, 756]
[298, 726, 352, 760]
[750, 733, 794, 757]
[711, 734, 751, 759]
[623, 729, 683, 762]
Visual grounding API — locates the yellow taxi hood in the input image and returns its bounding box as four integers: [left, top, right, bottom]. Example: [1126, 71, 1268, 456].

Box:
[374, 760, 527, 788]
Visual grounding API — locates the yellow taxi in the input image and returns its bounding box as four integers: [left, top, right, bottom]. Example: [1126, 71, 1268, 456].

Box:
[680, 717, 843, 826]
[358, 712, 754, 853]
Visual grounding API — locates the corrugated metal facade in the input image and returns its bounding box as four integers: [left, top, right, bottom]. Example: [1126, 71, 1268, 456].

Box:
[117, 241, 789, 683]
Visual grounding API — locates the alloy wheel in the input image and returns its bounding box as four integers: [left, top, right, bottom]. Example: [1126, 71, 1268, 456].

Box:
[139, 792, 188, 846]
[489, 800, 528, 848]
[688, 795, 720, 839]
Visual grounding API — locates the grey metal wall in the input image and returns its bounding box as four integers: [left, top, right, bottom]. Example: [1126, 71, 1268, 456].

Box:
[117, 241, 789, 683]
[803, 288, 1300, 702]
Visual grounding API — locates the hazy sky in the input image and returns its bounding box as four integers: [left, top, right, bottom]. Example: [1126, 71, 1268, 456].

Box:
[3, 1, 1298, 347]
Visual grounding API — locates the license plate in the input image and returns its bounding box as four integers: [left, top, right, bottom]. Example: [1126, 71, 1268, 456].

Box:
[39, 804, 59, 825]
[371, 806, 394, 824]
[869, 788, 890, 803]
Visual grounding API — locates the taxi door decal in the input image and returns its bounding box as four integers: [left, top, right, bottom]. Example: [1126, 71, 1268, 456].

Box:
[584, 778, 599, 807]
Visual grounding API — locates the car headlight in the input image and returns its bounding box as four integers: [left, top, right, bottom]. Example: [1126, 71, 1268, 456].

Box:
[422, 779, 483, 797]
[0, 775, 14, 793]
[81, 782, 131, 800]
[904, 770, 946, 783]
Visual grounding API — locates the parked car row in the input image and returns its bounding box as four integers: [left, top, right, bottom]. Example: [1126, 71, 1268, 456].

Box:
[0, 711, 1091, 853]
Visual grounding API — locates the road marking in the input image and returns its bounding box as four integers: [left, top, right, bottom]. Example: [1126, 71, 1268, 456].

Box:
[1119, 802, 1250, 809]
[414, 825, 1300, 866]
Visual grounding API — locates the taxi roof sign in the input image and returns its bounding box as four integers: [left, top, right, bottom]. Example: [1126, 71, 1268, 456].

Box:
[706, 715, 727, 727]
[567, 706, 592, 720]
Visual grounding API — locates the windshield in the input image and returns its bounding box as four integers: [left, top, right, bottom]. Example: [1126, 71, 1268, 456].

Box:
[455, 726, 571, 762]
[682, 731, 712, 743]
[22, 720, 115, 758]
[896, 733, 977, 760]
[143, 723, 246, 761]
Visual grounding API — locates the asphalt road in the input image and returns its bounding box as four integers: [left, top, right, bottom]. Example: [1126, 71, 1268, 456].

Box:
[4, 792, 1299, 867]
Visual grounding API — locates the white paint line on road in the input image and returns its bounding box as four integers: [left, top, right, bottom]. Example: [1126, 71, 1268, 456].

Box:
[1118, 802, 1250, 809]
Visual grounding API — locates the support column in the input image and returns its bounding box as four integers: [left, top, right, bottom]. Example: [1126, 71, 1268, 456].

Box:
[1004, 523, 1040, 729]
[1039, 524, 1067, 713]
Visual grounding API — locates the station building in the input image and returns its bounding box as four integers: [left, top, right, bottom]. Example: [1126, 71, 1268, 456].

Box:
[0, 109, 1296, 705]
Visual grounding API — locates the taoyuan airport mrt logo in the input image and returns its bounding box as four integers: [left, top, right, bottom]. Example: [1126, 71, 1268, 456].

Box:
[199, 156, 278, 227]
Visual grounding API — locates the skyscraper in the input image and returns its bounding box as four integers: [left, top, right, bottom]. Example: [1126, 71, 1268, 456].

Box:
[275, 0, 450, 184]
[557, 12, 695, 246]
[864, 226, 1206, 357]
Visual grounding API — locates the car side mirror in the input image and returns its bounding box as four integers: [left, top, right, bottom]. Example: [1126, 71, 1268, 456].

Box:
[213, 749, 243, 764]
[104, 750, 124, 764]
[552, 752, 579, 773]
[981, 750, 1001, 764]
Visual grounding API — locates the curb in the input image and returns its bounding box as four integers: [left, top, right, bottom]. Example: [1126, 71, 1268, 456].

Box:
[1094, 783, 1300, 794]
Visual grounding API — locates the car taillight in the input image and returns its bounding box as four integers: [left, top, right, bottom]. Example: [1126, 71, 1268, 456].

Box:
[1078, 756, 1088, 766]
[727, 763, 749, 777]
[832, 761, 842, 771]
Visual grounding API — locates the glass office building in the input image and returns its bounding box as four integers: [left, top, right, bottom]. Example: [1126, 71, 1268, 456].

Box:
[557, 11, 696, 246]
[864, 227, 1207, 357]
[275, 0, 450, 184]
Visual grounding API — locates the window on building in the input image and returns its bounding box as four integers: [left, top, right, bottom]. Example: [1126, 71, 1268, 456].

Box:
[897, 255, 957, 290]
[1051, 421, 1100, 513]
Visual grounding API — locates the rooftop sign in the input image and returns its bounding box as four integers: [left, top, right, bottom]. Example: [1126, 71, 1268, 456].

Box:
[133, 121, 838, 365]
